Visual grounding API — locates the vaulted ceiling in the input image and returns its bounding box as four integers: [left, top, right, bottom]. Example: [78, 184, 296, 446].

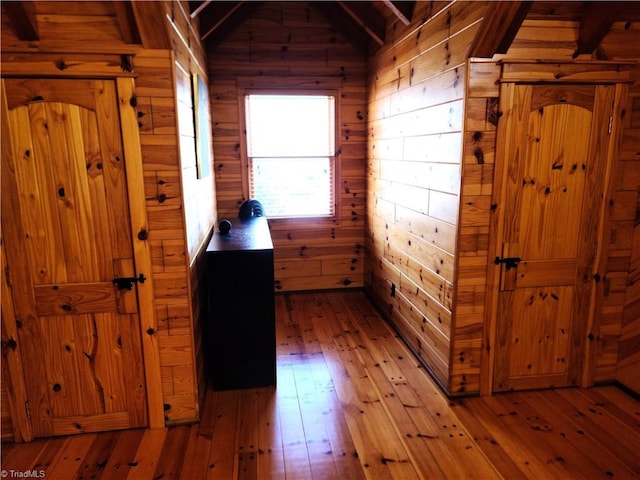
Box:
[189, 0, 640, 57]
[189, 1, 413, 50]
[187, 1, 640, 58]
[3, 1, 640, 58]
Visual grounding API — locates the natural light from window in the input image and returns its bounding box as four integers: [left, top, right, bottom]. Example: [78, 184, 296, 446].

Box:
[245, 94, 336, 218]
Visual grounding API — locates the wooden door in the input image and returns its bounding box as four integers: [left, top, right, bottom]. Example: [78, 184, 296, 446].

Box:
[1, 78, 148, 437]
[493, 83, 615, 392]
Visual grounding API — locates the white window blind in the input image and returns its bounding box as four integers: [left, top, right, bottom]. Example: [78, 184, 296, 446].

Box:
[245, 94, 336, 218]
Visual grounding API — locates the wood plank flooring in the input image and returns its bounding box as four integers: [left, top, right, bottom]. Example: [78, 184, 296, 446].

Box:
[1, 291, 638, 479]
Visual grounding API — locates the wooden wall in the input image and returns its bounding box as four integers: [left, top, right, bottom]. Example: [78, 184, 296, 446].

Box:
[207, 2, 367, 292]
[365, 1, 640, 396]
[0, 0, 214, 437]
[151, 1, 214, 424]
[616, 64, 640, 394]
[1, 374, 11, 439]
[455, 15, 640, 395]
[1, 3, 637, 445]
[599, 14, 640, 394]
[364, 1, 487, 390]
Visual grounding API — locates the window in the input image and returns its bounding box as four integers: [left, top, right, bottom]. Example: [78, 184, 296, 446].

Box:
[245, 93, 337, 218]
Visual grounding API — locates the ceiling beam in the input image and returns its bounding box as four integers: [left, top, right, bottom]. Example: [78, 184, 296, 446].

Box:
[315, 2, 369, 54]
[336, 1, 386, 46]
[129, 0, 171, 49]
[469, 1, 532, 58]
[203, 2, 265, 49]
[200, 1, 245, 41]
[113, 1, 142, 45]
[574, 2, 618, 57]
[4, 1, 39, 41]
[383, 0, 414, 26]
[190, 0, 212, 19]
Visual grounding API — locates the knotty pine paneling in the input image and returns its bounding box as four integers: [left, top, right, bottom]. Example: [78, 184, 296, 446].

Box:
[136, 46, 202, 422]
[1, 375, 12, 440]
[615, 65, 640, 394]
[143, 0, 213, 424]
[451, 59, 499, 395]
[208, 1, 367, 292]
[368, 2, 640, 396]
[456, 33, 640, 395]
[1, 2, 136, 54]
[365, 1, 487, 390]
[1, 0, 213, 430]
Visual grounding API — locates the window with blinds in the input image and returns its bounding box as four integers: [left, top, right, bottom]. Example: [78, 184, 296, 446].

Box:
[245, 93, 336, 218]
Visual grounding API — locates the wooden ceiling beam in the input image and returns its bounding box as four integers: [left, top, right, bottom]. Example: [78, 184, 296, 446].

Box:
[113, 1, 142, 45]
[382, 0, 414, 26]
[469, 1, 532, 58]
[129, 0, 171, 49]
[574, 2, 619, 56]
[200, 1, 245, 41]
[4, 1, 39, 41]
[336, 1, 386, 46]
[203, 2, 265, 48]
[189, 0, 212, 19]
[315, 2, 369, 54]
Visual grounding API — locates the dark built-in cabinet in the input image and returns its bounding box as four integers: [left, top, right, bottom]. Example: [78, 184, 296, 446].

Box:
[205, 217, 276, 390]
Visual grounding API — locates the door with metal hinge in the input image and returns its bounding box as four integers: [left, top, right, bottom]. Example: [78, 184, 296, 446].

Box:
[1, 78, 148, 438]
[492, 83, 618, 392]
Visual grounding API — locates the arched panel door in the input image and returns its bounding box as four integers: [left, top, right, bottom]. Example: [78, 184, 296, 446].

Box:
[492, 83, 616, 392]
[1, 78, 147, 437]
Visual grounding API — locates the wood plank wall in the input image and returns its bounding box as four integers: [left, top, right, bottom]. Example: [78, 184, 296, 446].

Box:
[165, 0, 216, 424]
[453, 58, 498, 395]
[598, 7, 640, 394]
[147, 1, 214, 425]
[455, 17, 640, 395]
[616, 64, 640, 393]
[366, 2, 640, 396]
[1, 362, 12, 439]
[364, 1, 487, 391]
[207, 2, 367, 292]
[0, 0, 213, 437]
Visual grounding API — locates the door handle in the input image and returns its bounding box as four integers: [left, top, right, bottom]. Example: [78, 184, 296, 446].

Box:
[494, 256, 521, 270]
[113, 273, 146, 290]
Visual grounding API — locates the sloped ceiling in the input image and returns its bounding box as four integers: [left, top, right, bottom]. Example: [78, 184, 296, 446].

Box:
[188, 1, 415, 50]
[187, 0, 640, 58]
[3, 1, 640, 58]
[470, 1, 640, 58]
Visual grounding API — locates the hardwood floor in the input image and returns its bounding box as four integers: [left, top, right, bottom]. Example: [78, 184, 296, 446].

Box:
[1, 291, 639, 479]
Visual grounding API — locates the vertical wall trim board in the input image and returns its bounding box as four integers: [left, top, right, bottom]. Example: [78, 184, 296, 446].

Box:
[117, 77, 165, 428]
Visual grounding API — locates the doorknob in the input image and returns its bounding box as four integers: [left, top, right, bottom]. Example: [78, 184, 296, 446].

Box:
[113, 273, 146, 290]
[494, 256, 521, 270]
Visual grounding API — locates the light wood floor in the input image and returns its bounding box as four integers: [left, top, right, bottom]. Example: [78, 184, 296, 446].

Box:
[1, 291, 639, 479]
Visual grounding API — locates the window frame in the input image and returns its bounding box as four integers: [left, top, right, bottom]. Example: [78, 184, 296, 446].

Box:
[239, 84, 342, 224]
